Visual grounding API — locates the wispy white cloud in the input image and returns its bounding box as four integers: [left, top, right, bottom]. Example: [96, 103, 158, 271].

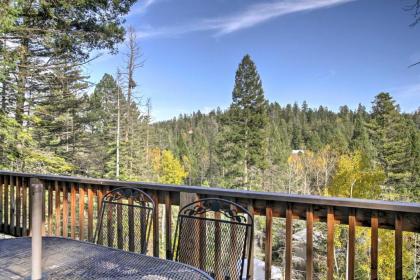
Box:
[205, 0, 355, 35]
[128, 0, 159, 16]
[137, 0, 355, 39]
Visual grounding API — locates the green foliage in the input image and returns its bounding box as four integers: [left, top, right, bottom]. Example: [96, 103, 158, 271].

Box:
[1, 1, 138, 174]
[0, 114, 73, 173]
[3, 0, 137, 60]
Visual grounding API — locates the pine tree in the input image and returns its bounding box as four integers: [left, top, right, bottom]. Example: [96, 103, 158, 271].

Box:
[367, 93, 414, 195]
[87, 73, 124, 178]
[1, 0, 136, 125]
[350, 108, 375, 160]
[219, 54, 268, 189]
[0, 1, 137, 172]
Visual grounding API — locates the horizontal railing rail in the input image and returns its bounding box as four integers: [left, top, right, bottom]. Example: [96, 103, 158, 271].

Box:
[0, 170, 419, 280]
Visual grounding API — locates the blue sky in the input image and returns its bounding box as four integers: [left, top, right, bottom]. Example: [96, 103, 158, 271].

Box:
[85, 0, 420, 121]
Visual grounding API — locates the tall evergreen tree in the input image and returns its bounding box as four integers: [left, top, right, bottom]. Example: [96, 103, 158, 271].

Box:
[219, 54, 268, 189]
[367, 93, 415, 195]
[350, 107, 375, 160]
[87, 74, 123, 178]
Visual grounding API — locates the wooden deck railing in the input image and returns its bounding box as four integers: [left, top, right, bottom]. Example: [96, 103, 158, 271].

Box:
[0, 171, 419, 279]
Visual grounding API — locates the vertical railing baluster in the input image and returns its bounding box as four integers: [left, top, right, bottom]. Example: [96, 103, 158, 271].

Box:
[28, 177, 32, 235]
[70, 183, 76, 239]
[152, 191, 159, 257]
[327, 206, 334, 280]
[214, 211, 222, 280]
[107, 187, 114, 247]
[4, 175, 9, 234]
[79, 184, 85, 240]
[41, 180, 46, 236]
[48, 181, 53, 236]
[347, 208, 356, 280]
[117, 197, 123, 249]
[22, 177, 28, 236]
[247, 200, 255, 280]
[62, 182, 68, 237]
[265, 203, 273, 280]
[97, 187, 104, 244]
[395, 213, 403, 280]
[0, 175, 4, 233]
[306, 205, 314, 280]
[10, 175, 15, 236]
[164, 191, 172, 259]
[87, 185, 94, 241]
[371, 211, 378, 280]
[128, 196, 135, 251]
[55, 181, 61, 236]
[16, 177, 21, 236]
[285, 203, 293, 280]
[199, 198, 207, 271]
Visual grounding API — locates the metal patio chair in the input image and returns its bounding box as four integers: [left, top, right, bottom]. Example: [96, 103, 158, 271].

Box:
[93, 187, 155, 254]
[173, 198, 254, 280]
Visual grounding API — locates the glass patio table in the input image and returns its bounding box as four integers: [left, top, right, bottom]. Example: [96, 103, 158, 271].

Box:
[0, 237, 213, 280]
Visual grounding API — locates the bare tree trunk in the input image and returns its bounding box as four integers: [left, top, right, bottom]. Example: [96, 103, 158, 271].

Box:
[1, 38, 6, 114]
[124, 27, 143, 177]
[71, 110, 75, 155]
[1, 80, 6, 114]
[116, 82, 121, 179]
[16, 39, 29, 125]
[145, 98, 151, 166]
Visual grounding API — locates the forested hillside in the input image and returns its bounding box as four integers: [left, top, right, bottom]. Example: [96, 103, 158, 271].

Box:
[1, 47, 419, 202]
[151, 56, 419, 205]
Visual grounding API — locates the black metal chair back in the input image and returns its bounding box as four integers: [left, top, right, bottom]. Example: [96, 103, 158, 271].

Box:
[93, 187, 154, 254]
[173, 198, 254, 280]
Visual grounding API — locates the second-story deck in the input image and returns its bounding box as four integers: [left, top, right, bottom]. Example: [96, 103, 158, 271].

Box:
[0, 170, 419, 279]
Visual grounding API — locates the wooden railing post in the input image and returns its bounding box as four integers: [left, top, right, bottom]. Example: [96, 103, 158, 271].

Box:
[371, 211, 378, 280]
[0, 175, 3, 233]
[10, 175, 15, 236]
[30, 177, 43, 280]
[306, 205, 314, 280]
[4, 175, 9, 234]
[87, 185, 94, 241]
[152, 191, 160, 257]
[285, 203, 293, 280]
[164, 192, 172, 259]
[265, 202, 273, 280]
[395, 213, 403, 280]
[70, 183, 76, 239]
[347, 208, 356, 280]
[16, 176, 21, 236]
[22, 177, 28, 236]
[327, 207, 334, 280]
[79, 184, 85, 241]
[55, 181, 61, 237]
[247, 201, 255, 280]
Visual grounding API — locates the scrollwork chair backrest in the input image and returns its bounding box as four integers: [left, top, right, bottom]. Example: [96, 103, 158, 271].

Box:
[174, 198, 254, 280]
[93, 187, 155, 254]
